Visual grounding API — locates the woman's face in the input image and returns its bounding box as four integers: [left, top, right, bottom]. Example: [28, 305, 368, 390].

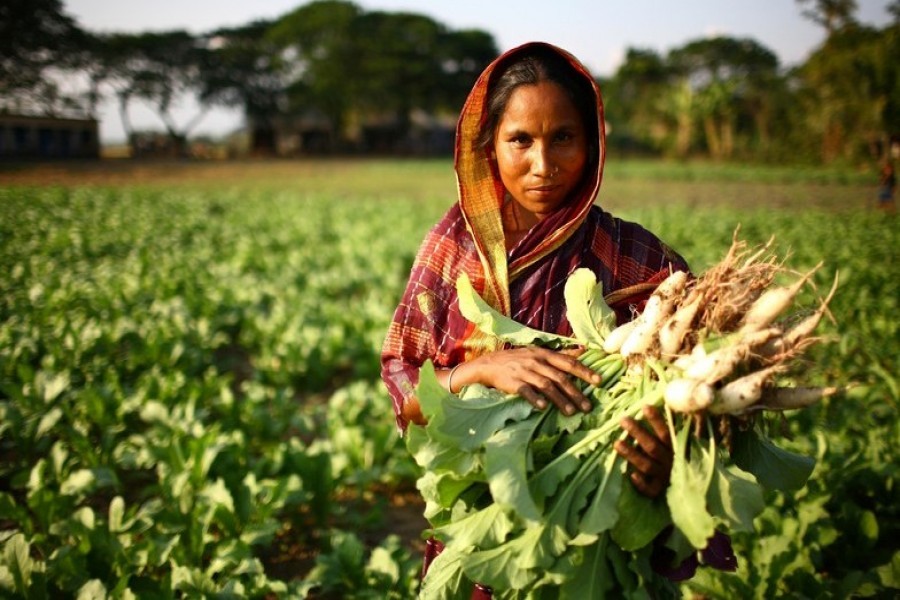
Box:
[493, 81, 588, 219]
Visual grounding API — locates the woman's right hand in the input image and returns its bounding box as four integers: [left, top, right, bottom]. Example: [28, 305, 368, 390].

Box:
[447, 347, 601, 416]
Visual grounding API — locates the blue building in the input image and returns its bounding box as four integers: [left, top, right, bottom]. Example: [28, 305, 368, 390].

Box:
[0, 114, 100, 160]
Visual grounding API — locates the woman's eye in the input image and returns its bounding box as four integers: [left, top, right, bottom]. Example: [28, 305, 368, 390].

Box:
[555, 131, 574, 143]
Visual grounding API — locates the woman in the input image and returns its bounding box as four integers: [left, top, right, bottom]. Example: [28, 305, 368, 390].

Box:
[382, 42, 690, 594]
[878, 161, 896, 212]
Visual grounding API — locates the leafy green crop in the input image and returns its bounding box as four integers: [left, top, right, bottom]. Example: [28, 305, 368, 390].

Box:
[0, 186, 424, 597]
[0, 163, 896, 598]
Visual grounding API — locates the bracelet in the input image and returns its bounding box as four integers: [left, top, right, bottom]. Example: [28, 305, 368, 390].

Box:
[447, 364, 462, 394]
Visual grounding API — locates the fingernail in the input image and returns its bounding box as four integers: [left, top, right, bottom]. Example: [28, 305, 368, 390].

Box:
[536, 399, 547, 409]
[581, 402, 592, 412]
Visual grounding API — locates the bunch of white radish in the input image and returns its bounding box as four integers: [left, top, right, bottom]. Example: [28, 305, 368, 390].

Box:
[601, 234, 839, 419]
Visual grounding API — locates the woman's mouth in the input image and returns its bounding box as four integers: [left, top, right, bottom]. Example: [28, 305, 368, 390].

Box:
[529, 185, 559, 193]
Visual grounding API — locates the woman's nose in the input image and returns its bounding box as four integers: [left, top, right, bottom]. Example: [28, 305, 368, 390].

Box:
[531, 144, 555, 177]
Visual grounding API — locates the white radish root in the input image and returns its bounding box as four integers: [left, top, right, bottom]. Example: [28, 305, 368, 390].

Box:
[683, 327, 780, 384]
[708, 365, 783, 415]
[750, 385, 840, 411]
[658, 292, 702, 356]
[760, 272, 839, 359]
[619, 271, 687, 358]
[664, 378, 714, 413]
[739, 262, 822, 334]
[603, 319, 637, 354]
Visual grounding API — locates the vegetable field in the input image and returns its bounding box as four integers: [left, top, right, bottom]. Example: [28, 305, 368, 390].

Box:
[1, 159, 897, 598]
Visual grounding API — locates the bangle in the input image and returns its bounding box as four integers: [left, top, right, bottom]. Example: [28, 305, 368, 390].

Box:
[447, 364, 462, 394]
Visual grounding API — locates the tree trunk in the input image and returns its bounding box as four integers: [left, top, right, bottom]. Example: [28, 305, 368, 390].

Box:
[822, 121, 844, 163]
[704, 117, 721, 159]
[117, 92, 135, 155]
[676, 113, 693, 158]
[721, 117, 735, 159]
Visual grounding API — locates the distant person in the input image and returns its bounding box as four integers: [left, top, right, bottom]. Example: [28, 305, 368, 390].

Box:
[380, 41, 729, 597]
[877, 162, 896, 212]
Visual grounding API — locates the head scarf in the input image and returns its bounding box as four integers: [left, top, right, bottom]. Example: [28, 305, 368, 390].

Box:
[455, 41, 606, 315]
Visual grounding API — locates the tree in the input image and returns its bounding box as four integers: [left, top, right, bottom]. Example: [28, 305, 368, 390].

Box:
[199, 21, 287, 154]
[890, 0, 900, 22]
[795, 22, 899, 162]
[268, 0, 363, 148]
[434, 29, 498, 113]
[796, 0, 859, 34]
[350, 10, 446, 141]
[266, 0, 496, 152]
[348, 10, 497, 151]
[0, 0, 91, 115]
[667, 37, 780, 159]
[92, 31, 210, 155]
[604, 48, 674, 154]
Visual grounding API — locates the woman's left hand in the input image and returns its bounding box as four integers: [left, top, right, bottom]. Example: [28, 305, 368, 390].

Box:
[614, 405, 673, 498]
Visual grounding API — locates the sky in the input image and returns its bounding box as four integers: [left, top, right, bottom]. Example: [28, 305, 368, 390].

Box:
[62, 0, 894, 144]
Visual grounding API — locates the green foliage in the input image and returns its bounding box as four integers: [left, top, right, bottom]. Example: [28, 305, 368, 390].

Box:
[299, 531, 420, 599]
[0, 161, 896, 597]
[0, 185, 423, 597]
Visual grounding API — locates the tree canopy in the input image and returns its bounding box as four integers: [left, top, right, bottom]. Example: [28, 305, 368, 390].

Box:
[3, 0, 897, 164]
[0, 0, 90, 114]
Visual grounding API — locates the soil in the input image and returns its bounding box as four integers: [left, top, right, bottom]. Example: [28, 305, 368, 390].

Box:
[261, 482, 429, 582]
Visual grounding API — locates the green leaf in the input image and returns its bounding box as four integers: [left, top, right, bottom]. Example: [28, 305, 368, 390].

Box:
[49, 441, 68, 479]
[529, 418, 622, 505]
[730, 427, 815, 492]
[0, 493, 28, 530]
[405, 425, 479, 477]
[416, 470, 484, 523]
[529, 442, 582, 503]
[416, 361, 452, 423]
[434, 503, 514, 550]
[580, 452, 625, 535]
[859, 509, 879, 546]
[419, 545, 471, 600]
[200, 478, 235, 516]
[60, 469, 96, 496]
[456, 273, 575, 348]
[433, 386, 534, 452]
[108, 496, 125, 533]
[38, 371, 70, 403]
[72, 506, 96, 531]
[36, 407, 63, 439]
[610, 475, 670, 551]
[563, 268, 616, 346]
[484, 416, 543, 522]
[667, 421, 716, 549]
[367, 545, 400, 582]
[876, 550, 900, 588]
[462, 522, 570, 589]
[707, 459, 765, 533]
[76, 579, 108, 600]
[558, 537, 614, 599]
[3, 533, 35, 593]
